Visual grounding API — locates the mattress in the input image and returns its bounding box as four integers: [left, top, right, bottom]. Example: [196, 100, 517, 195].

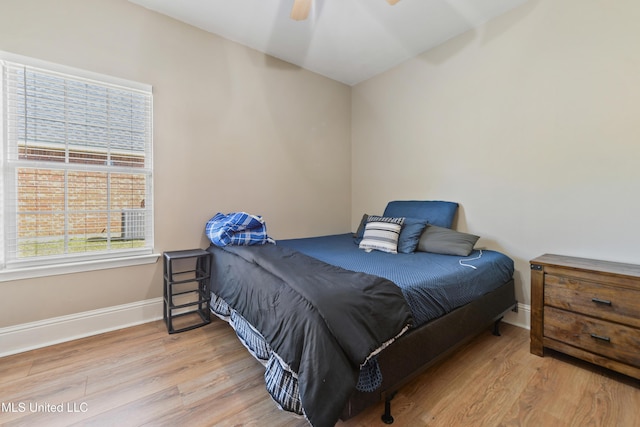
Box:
[278, 233, 515, 326]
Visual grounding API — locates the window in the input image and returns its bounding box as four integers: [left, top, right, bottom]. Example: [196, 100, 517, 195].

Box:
[1, 52, 155, 280]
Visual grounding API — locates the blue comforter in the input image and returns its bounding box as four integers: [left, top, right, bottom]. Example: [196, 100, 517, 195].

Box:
[279, 233, 515, 326]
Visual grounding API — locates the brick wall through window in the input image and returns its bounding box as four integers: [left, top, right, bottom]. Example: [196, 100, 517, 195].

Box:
[17, 146, 145, 239]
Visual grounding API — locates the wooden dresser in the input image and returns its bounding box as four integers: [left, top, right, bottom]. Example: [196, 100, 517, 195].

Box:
[530, 254, 640, 380]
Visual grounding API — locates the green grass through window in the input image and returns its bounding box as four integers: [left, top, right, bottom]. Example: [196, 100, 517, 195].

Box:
[18, 238, 146, 258]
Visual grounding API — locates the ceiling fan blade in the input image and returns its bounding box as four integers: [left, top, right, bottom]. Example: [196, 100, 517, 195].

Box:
[386, 0, 401, 5]
[291, 0, 312, 21]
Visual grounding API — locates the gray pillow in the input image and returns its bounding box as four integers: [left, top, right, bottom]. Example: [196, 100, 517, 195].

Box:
[417, 225, 479, 256]
[353, 213, 369, 244]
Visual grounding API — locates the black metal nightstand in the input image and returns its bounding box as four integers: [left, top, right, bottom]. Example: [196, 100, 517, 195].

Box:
[163, 249, 212, 333]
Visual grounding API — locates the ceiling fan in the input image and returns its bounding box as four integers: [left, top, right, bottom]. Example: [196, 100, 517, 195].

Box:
[291, 0, 402, 21]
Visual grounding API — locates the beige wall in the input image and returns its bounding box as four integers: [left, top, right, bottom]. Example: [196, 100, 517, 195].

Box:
[3, 0, 639, 329]
[0, 0, 351, 327]
[352, 0, 640, 306]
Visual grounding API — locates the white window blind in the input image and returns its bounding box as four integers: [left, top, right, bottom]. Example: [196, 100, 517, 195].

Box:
[1, 52, 154, 271]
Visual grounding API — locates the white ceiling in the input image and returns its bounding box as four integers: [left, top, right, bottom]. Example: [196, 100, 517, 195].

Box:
[128, 0, 527, 86]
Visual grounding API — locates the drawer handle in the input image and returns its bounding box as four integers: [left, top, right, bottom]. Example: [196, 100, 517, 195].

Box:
[590, 333, 611, 343]
[591, 297, 612, 306]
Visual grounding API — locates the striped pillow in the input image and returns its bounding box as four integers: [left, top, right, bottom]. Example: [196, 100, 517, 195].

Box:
[359, 216, 404, 254]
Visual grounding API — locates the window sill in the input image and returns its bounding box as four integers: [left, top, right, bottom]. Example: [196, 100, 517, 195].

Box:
[0, 253, 161, 282]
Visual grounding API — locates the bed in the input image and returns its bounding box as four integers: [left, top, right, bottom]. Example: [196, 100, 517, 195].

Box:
[205, 201, 516, 427]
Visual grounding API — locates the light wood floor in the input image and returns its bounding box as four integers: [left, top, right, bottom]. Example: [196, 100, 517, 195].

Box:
[1, 319, 638, 427]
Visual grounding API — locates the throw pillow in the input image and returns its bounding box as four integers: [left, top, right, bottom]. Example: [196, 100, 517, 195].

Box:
[359, 216, 404, 254]
[397, 217, 428, 254]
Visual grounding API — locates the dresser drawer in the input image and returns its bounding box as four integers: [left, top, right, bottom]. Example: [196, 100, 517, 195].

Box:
[544, 274, 640, 328]
[544, 306, 640, 367]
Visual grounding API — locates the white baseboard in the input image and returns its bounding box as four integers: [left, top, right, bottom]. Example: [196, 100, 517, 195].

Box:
[0, 299, 531, 358]
[0, 298, 163, 358]
[502, 302, 531, 330]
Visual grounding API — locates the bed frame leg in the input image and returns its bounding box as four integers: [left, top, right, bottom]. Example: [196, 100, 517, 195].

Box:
[381, 391, 397, 424]
[492, 316, 503, 336]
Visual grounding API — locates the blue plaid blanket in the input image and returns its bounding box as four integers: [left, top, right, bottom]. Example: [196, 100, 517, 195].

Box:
[205, 212, 275, 247]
